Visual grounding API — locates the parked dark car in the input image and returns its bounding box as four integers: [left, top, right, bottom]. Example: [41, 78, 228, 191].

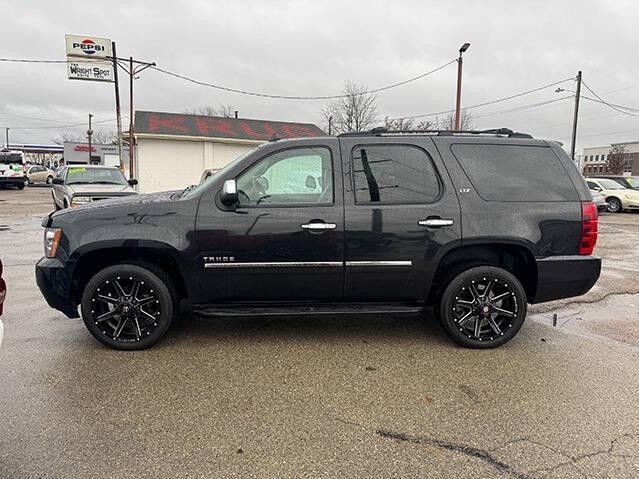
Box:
[589, 175, 639, 190]
[36, 128, 601, 350]
[0, 258, 6, 348]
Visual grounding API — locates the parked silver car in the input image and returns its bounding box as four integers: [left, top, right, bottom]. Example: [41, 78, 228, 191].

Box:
[590, 189, 609, 212]
[51, 165, 137, 210]
[26, 164, 56, 185]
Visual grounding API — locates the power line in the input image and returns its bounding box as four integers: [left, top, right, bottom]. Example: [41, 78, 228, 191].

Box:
[578, 127, 639, 139]
[387, 77, 574, 120]
[149, 59, 457, 100]
[9, 118, 118, 130]
[581, 81, 639, 116]
[472, 95, 573, 120]
[0, 110, 92, 124]
[0, 58, 69, 64]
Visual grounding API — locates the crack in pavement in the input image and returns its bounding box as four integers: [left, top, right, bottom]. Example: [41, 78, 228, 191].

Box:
[535, 290, 639, 313]
[376, 429, 530, 479]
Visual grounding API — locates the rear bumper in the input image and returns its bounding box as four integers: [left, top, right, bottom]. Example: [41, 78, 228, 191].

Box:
[35, 257, 79, 318]
[0, 176, 27, 187]
[532, 255, 601, 303]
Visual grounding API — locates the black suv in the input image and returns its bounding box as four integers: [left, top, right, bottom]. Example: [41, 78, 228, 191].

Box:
[36, 128, 601, 350]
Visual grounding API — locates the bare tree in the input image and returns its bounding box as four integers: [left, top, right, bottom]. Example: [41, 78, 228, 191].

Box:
[438, 110, 474, 130]
[184, 104, 236, 117]
[51, 130, 117, 145]
[322, 82, 378, 134]
[606, 144, 626, 175]
[384, 116, 435, 131]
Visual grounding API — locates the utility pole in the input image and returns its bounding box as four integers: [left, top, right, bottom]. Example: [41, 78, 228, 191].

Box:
[570, 71, 582, 162]
[4, 128, 8, 149]
[111, 41, 124, 170]
[328, 116, 333, 135]
[87, 114, 93, 163]
[129, 56, 134, 178]
[454, 43, 471, 131]
[107, 54, 155, 180]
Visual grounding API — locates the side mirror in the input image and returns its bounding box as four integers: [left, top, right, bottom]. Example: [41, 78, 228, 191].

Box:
[221, 179, 239, 206]
[52, 178, 64, 185]
[305, 175, 317, 189]
[592, 186, 601, 192]
[128, 178, 138, 186]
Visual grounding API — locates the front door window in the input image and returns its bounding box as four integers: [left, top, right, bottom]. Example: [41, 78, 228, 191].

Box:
[236, 147, 333, 206]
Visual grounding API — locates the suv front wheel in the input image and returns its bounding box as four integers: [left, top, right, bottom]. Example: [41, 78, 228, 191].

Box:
[80, 263, 177, 350]
[437, 266, 527, 349]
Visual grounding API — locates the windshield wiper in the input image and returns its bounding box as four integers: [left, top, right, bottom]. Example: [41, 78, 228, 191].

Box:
[176, 184, 197, 198]
[256, 195, 271, 205]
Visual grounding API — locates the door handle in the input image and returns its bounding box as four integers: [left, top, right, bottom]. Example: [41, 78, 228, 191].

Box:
[301, 222, 337, 230]
[418, 218, 454, 227]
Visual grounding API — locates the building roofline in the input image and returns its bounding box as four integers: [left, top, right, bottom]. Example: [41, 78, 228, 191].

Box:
[134, 132, 265, 145]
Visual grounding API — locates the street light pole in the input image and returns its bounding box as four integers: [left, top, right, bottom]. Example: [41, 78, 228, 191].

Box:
[454, 42, 471, 131]
[87, 114, 93, 164]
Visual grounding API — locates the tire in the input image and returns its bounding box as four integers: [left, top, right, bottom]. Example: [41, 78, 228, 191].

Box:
[80, 263, 178, 350]
[46, 176, 53, 185]
[606, 197, 622, 213]
[17, 183, 25, 190]
[63, 199, 69, 209]
[436, 265, 527, 349]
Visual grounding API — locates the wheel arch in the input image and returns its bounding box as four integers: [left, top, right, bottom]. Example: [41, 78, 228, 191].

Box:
[69, 242, 190, 306]
[427, 242, 537, 304]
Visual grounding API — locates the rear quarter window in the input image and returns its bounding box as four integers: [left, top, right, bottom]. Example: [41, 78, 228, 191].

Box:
[450, 144, 578, 202]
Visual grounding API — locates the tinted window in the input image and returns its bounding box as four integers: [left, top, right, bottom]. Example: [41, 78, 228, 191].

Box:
[237, 147, 332, 206]
[451, 144, 578, 202]
[351, 145, 440, 204]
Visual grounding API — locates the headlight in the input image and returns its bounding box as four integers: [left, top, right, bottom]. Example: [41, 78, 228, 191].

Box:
[44, 228, 62, 258]
[71, 196, 92, 206]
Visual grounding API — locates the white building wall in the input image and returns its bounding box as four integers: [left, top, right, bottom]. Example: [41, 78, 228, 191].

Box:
[136, 138, 256, 193]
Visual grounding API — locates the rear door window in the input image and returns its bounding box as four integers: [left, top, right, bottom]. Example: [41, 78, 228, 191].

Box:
[451, 144, 578, 201]
[351, 144, 441, 204]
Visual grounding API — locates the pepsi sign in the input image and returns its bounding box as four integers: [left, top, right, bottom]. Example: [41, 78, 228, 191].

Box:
[65, 34, 112, 59]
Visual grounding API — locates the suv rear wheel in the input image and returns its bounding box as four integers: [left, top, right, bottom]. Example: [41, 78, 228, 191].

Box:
[437, 266, 527, 349]
[80, 263, 177, 350]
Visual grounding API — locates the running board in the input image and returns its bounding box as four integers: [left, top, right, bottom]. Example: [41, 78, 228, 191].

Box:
[192, 302, 424, 318]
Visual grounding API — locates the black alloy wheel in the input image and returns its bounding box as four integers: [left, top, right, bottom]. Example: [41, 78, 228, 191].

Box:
[81, 264, 175, 350]
[438, 266, 527, 348]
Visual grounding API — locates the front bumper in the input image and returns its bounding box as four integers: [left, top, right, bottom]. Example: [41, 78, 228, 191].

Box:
[532, 255, 601, 303]
[35, 257, 79, 318]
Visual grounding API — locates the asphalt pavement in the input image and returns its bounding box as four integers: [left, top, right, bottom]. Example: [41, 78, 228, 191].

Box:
[0, 186, 637, 478]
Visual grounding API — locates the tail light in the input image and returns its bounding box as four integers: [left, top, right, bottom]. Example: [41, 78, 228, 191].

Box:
[580, 201, 598, 255]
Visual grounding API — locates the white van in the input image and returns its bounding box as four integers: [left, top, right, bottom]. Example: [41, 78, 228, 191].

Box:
[0, 150, 27, 189]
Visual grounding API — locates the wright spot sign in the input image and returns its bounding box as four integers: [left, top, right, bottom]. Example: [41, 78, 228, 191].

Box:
[65, 34, 114, 82]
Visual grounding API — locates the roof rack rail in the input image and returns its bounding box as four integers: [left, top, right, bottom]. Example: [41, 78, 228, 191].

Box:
[338, 127, 533, 139]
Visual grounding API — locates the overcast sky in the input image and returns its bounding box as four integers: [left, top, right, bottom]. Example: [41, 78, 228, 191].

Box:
[2, 0, 638, 154]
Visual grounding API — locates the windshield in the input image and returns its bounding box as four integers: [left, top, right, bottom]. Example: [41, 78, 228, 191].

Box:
[181, 145, 264, 198]
[626, 176, 639, 187]
[66, 167, 127, 185]
[597, 179, 626, 190]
